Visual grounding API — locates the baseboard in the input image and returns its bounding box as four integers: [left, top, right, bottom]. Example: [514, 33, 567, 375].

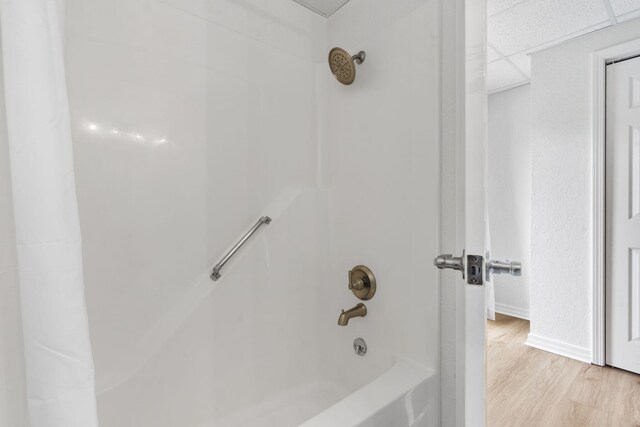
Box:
[525, 333, 591, 364]
[495, 303, 530, 320]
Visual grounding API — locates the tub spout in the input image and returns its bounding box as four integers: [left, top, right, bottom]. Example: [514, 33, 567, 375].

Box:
[338, 303, 367, 326]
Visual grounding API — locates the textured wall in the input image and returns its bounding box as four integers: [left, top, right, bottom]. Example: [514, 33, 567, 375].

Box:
[488, 85, 531, 319]
[530, 19, 640, 355]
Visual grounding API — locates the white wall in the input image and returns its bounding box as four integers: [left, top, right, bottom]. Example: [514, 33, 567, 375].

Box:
[63, 0, 443, 425]
[64, 0, 329, 424]
[1, 1, 443, 425]
[323, 0, 441, 389]
[530, 19, 640, 360]
[488, 84, 531, 319]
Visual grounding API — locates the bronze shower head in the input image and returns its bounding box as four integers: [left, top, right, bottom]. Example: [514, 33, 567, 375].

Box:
[328, 47, 366, 85]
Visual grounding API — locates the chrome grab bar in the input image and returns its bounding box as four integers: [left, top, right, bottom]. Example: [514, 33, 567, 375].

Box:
[210, 216, 272, 281]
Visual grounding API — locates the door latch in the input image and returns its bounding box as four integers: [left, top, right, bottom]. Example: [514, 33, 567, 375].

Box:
[486, 259, 521, 278]
[433, 251, 484, 285]
[466, 254, 483, 285]
[434, 252, 522, 286]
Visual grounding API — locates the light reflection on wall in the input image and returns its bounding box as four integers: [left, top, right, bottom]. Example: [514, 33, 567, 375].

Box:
[83, 121, 170, 146]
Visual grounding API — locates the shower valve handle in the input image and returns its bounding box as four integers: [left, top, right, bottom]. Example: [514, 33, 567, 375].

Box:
[347, 265, 377, 300]
[349, 277, 365, 291]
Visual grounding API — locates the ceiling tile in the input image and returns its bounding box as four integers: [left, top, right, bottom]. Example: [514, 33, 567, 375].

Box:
[616, 9, 640, 21]
[488, 0, 610, 55]
[508, 52, 531, 77]
[608, 0, 640, 16]
[487, 0, 526, 17]
[617, 10, 640, 22]
[292, 0, 351, 16]
[487, 45, 503, 62]
[487, 59, 529, 93]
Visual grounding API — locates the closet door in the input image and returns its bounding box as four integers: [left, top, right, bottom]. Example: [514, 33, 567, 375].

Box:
[606, 55, 640, 374]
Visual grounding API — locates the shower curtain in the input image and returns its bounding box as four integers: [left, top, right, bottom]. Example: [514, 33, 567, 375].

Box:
[0, 0, 99, 425]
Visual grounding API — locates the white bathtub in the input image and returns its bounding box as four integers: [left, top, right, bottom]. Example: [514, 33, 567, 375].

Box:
[301, 360, 437, 427]
[202, 359, 436, 427]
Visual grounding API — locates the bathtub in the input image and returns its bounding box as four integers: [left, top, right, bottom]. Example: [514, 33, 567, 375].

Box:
[203, 359, 437, 427]
[302, 359, 437, 427]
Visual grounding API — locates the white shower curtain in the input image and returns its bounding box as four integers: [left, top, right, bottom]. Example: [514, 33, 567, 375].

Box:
[0, 0, 99, 425]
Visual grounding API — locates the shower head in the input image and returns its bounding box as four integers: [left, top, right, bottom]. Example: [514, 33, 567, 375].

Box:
[328, 47, 366, 85]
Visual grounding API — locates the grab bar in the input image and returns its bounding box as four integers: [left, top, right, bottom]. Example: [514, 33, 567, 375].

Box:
[210, 216, 272, 281]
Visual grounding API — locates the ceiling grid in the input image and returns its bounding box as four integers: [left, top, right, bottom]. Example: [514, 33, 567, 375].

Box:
[289, 0, 640, 93]
[487, 0, 640, 93]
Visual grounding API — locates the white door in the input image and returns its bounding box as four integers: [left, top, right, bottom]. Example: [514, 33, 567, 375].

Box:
[438, 0, 524, 424]
[464, 0, 488, 424]
[606, 55, 640, 374]
[435, 0, 489, 424]
[443, 2, 522, 424]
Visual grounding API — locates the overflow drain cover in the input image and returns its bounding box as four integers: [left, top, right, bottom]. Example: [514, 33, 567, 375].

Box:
[353, 338, 367, 356]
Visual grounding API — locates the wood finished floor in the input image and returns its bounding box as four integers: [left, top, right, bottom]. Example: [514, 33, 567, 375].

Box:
[487, 314, 640, 427]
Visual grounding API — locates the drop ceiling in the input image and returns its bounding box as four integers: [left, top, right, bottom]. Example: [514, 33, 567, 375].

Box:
[487, 0, 640, 93]
[292, 0, 640, 92]
[292, 0, 351, 17]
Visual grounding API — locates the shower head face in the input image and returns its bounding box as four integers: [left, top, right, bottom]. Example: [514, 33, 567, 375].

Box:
[329, 47, 357, 85]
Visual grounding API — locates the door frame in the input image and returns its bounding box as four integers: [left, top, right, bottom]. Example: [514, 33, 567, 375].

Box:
[592, 39, 640, 366]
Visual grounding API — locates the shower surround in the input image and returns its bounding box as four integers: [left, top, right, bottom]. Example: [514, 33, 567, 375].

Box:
[0, 0, 442, 425]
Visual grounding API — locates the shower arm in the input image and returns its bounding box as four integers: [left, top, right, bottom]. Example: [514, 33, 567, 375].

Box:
[352, 51, 366, 64]
[210, 216, 272, 281]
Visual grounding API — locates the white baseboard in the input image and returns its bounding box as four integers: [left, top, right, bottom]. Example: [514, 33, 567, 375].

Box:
[495, 303, 530, 320]
[525, 333, 591, 364]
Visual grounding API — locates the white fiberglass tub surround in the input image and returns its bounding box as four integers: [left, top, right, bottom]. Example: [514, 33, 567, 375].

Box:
[53, 0, 444, 425]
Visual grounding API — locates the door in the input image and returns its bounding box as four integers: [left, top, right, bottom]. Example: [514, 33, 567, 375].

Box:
[464, 0, 488, 424]
[464, 1, 488, 424]
[439, 1, 523, 424]
[438, 0, 519, 424]
[436, 0, 488, 424]
[606, 55, 640, 374]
